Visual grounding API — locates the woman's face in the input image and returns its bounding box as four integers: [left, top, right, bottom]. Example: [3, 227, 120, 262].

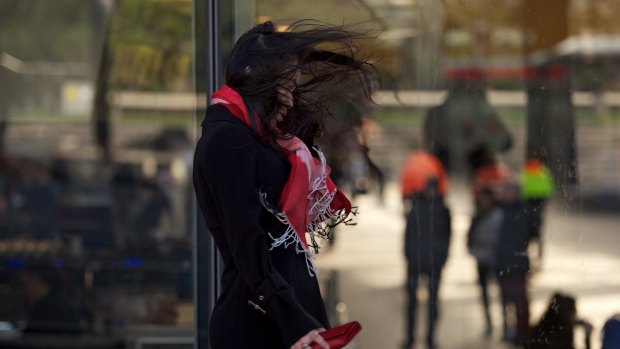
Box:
[274, 69, 301, 124]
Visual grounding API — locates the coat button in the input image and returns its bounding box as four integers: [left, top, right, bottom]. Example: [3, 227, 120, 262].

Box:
[259, 295, 264, 301]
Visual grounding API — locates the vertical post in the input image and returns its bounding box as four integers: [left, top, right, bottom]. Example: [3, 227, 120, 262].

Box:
[523, 0, 577, 190]
[193, 0, 220, 348]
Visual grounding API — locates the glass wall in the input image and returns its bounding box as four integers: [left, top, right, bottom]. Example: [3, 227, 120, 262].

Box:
[215, 1, 620, 348]
[0, 1, 195, 347]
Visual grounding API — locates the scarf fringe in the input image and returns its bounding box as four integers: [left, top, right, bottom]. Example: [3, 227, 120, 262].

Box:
[258, 189, 357, 277]
[305, 148, 357, 250]
[260, 192, 318, 276]
[256, 147, 356, 277]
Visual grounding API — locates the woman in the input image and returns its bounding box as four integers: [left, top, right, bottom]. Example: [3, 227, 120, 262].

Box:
[193, 21, 376, 349]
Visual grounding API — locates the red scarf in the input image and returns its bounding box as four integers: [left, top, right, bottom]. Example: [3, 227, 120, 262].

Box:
[211, 85, 352, 253]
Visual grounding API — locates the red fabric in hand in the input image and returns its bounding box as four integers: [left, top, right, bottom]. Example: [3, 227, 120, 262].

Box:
[311, 321, 362, 349]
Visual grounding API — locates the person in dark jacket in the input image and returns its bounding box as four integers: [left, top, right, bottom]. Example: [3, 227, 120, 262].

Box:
[467, 187, 503, 337]
[401, 177, 451, 349]
[193, 21, 376, 349]
[494, 181, 531, 346]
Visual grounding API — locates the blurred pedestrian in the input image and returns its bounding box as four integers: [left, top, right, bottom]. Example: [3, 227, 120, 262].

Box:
[13, 160, 59, 239]
[400, 150, 449, 199]
[400, 150, 451, 349]
[467, 146, 513, 338]
[423, 69, 512, 173]
[495, 181, 531, 346]
[520, 157, 554, 262]
[319, 84, 379, 200]
[526, 292, 592, 349]
[468, 145, 512, 200]
[467, 187, 503, 337]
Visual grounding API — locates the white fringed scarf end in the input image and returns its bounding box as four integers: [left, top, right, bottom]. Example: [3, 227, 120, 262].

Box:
[260, 192, 318, 277]
[258, 147, 352, 277]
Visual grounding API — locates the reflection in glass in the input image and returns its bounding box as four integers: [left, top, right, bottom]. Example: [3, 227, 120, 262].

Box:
[1, 0, 194, 347]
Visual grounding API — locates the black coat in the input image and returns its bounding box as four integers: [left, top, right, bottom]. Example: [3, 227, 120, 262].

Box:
[495, 201, 530, 276]
[403, 194, 451, 273]
[193, 105, 329, 349]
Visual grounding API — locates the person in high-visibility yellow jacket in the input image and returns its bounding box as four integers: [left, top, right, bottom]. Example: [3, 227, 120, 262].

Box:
[519, 158, 555, 259]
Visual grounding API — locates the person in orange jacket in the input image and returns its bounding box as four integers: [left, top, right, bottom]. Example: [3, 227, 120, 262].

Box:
[400, 150, 451, 349]
[468, 145, 512, 207]
[400, 150, 449, 198]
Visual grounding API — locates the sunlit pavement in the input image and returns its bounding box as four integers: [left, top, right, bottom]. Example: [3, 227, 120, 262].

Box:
[315, 180, 620, 349]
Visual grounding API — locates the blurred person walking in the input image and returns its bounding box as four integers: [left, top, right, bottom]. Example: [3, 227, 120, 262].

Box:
[468, 145, 512, 198]
[467, 187, 503, 337]
[400, 150, 451, 349]
[466, 146, 513, 338]
[520, 157, 554, 263]
[495, 182, 531, 346]
[13, 160, 59, 239]
[423, 70, 512, 173]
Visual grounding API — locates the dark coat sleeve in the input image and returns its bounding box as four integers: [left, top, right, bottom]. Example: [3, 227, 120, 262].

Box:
[403, 198, 451, 268]
[198, 123, 323, 346]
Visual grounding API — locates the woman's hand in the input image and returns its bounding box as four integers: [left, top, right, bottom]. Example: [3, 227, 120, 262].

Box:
[290, 328, 329, 349]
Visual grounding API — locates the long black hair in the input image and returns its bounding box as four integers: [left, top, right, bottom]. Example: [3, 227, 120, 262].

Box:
[225, 20, 378, 145]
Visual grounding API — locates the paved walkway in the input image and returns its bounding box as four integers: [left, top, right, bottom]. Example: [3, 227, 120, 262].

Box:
[315, 180, 620, 349]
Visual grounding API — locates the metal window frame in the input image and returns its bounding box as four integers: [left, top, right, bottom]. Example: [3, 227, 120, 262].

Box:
[193, 1, 221, 348]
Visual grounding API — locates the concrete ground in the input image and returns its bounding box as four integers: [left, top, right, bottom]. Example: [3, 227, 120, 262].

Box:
[315, 180, 620, 349]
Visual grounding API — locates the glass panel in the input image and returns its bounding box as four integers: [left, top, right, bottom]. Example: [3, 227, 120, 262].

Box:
[215, 1, 620, 348]
[0, 0, 195, 347]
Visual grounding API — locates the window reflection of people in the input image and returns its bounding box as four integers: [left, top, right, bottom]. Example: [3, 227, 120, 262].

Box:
[13, 160, 59, 239]
[111, 165, 174, 255]
[193, 21, 376, 349]
[16, 262, 86, 334]
[130, 179, 173, 252]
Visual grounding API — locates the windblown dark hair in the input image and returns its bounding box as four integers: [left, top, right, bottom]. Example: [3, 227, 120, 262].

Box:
[225, 20, 378, 145]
